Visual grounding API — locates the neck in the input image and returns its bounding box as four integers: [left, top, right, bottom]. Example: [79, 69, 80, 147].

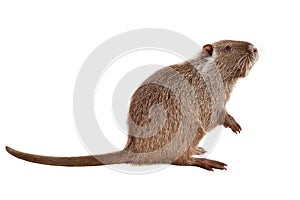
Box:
[189, 56, 239, 102]
[223, 77, 238, 102]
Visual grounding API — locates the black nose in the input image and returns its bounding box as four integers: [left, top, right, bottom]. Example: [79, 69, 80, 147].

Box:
[253, 48, 258, 53]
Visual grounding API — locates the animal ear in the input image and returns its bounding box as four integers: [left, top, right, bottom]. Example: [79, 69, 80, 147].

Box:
[201, 44, 213, 57]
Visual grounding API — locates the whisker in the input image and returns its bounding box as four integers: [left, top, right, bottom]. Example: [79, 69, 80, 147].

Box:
[233, 55, 247, 77]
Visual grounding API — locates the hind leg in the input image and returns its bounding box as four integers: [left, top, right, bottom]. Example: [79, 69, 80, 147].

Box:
[171, 127, 226, 171]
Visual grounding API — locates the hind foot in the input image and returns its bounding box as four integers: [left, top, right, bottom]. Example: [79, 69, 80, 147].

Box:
[190, 158, 227, 171]
[172, 157, 227, 171]
[194, 147, 207, 155]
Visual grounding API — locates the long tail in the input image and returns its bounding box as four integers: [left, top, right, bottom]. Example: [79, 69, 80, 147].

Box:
[5, 146, 129, 166]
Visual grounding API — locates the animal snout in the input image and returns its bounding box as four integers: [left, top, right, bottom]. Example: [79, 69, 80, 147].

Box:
[248, 44, 258, 53]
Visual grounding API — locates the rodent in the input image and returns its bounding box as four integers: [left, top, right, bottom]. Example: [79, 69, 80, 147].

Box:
[6, 40, 259, 171]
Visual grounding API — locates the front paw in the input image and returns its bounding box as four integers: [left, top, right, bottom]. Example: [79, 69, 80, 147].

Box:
[224, 115, 242, 134]
[227, 121, 242, 133]
[194, 147, 207, 155]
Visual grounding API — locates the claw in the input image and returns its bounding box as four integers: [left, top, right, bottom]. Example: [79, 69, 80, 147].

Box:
[194, 147, 207, 155]
[224, 113, 242, 134]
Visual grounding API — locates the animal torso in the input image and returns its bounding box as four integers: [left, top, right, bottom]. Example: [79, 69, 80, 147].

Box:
[124, 59, 228, 164]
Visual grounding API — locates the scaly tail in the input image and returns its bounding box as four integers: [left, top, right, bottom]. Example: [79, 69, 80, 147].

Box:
[5, 146, 129, 166]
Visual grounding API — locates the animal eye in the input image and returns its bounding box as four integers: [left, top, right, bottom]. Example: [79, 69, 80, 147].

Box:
[225, 45, 232, 52]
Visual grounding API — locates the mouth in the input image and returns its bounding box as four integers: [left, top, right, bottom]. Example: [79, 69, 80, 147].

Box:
[246, 45, 259, 65]
[250, 45, 259, 63]
[239, 51, 258, 77]
[250, 51, 259, 66]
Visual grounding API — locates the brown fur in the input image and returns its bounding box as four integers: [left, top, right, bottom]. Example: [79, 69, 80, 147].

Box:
[6, 40, 258, 171]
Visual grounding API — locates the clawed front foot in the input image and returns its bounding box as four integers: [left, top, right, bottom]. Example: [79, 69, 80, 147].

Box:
[194, 147, 207, 155]
[223, 113, 242, 134]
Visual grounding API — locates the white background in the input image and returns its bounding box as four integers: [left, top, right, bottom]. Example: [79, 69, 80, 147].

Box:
[1, 0, 299, 199]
